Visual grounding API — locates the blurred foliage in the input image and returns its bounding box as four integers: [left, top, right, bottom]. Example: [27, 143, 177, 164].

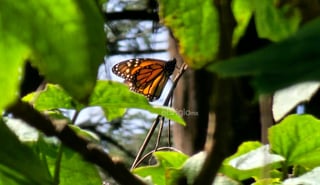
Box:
[2, 0, 320, 184]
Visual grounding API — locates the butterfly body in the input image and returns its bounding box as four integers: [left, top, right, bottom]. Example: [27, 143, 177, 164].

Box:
[112, 58, 176, 101]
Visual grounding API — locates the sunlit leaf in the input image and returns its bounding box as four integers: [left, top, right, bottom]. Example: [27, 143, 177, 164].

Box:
[0, 39, 26, 113]
[220, 141, 263, 181]
[68, 124, 100, 143]
[269, 114, 320, 168]
[1, 0, 105, 103]
[23, 84, 83, 111]
[229, 145, 284, 170]
[90, 81, 186, 125]
[133, 151, 188, 185]
[159, 0, 219, 68]
[252, 178, 281, 185]
[232, 0, 254, 46]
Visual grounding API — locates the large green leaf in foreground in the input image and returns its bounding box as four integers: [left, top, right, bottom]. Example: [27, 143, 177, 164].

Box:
[0, 119, 52, 185]
[0, 0, 105, 103]
[0, 46, 26, 114]
[208, 18, 320, 94]
[159, 0, 219, 69]
[269, 114, 320, 168]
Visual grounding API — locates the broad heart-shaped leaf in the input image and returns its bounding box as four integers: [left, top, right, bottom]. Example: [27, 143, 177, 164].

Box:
[229, 145, 284, 171]
[208, 18, 320, 94]
[132, 151, 188, 185]
[158, 0, 219, 69]
[269, 114, 320, 168]
[1, 0, 105, 103]
[0, 119, 52, 185]
[90, 80, 186, 125]
[220, 141, 263, 181]
[254, 0, 301, 41]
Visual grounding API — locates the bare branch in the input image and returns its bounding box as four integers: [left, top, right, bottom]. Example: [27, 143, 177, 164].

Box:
[105, 11, 159, 21]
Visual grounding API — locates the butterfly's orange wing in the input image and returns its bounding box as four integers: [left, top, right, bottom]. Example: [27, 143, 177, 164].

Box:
[112, 58, 176, 101]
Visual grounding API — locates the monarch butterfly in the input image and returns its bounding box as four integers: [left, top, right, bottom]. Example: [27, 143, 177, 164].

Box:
[112, 58, 176, 101]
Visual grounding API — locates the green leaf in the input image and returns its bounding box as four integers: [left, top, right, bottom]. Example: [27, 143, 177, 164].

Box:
[1, 0, 105, 103]
[229, 145, 284, 170]
[166, 152, 242, 185]
[133, 151, 188, 185]
[252, 178, 281, 185]
[269, 114, 320, 168]
[181, 152, 207, 184]
[225, 141, 263, 160]
[90, 80, 186, 125]
[23, 84, 84, 111]
[68, 124, 100, 143]
[254, 0, 301, 41]
[208, 18, 320, 94]
[0, 119, 52, 185]
[0, 44, 26, 113]
[55, 147, 102, 185]
[38, 139, 102, 185]
[159, 0, 219, 69]
[220, 141, 263, 181]
[232, 0, 254, 46]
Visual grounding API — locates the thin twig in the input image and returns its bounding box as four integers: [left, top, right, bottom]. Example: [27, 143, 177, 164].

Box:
[154, 117, 164, 150]
[131, 116, 161, 169]
[82, 125, 137, 159]
[167, 120, 172, 146]
[131, 62, 188, 169]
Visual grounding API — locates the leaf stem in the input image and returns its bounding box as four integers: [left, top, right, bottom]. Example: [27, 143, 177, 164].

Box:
[53, 109, 80, 184]
[53, 144, 63, 185]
